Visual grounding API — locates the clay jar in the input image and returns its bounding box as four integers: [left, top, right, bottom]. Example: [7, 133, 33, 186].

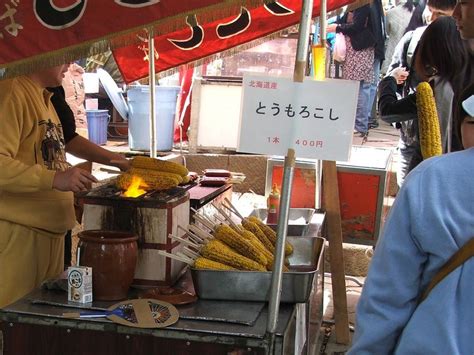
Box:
[78, 230, 138, 301]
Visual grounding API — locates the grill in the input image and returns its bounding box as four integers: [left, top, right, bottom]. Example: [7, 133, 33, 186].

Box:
[79, 181, 192, 288]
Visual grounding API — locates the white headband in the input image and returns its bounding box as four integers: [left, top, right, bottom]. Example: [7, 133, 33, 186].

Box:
[462, 95, 474, 117]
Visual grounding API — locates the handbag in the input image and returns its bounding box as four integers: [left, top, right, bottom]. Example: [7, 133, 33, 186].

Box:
[333, 33, 346, 63]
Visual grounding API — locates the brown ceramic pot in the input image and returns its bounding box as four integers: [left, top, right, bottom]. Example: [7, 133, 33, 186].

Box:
[78, 230, 138, 301]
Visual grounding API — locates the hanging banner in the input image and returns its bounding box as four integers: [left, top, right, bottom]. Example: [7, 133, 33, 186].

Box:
[237, 74, 359, 161]
[113, 0, 355, 83]
[0, 0, 266, 75]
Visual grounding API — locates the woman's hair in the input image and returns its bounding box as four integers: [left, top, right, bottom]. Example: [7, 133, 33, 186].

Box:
[403, 0, 416, 14]
[414, 17, 470, 93]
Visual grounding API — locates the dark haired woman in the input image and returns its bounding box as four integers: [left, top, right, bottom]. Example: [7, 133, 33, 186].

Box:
[377, 16, 472, 185]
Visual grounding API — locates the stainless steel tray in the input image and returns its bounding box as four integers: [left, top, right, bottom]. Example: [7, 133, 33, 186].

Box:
[190, 236, 325, 303]
[249, 208, 316, 236]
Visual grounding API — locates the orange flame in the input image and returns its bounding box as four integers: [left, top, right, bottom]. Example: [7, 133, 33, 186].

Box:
[123, 176, 148, 198]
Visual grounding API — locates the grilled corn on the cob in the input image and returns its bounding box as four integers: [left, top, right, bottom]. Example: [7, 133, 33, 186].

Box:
[247, 216, 294, 256]
[201, 239, 266, 271]
[132, 156, 189, 177]
[129, 167, 184, 184]
[194, 257, 237, 271]
[116, 172, 179, 191]
[416, 82, 443, 159]
[242, 219, 275, 253]
[213, 224, 267, 266]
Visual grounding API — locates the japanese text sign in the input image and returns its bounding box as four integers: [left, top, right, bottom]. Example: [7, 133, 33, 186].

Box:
[237, 75, 358, 161]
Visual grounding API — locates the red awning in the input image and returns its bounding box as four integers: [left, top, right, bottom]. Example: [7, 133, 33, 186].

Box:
[113, 0, 356, 83]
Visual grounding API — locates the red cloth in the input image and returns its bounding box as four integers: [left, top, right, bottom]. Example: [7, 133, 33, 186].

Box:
[113, 0, 354, 83]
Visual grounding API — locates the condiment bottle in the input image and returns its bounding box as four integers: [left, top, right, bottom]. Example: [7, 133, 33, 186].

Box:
[266, 184, 280, 225]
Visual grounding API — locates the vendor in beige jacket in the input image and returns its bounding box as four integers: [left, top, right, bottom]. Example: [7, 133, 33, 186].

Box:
[0, 64, 98, 308]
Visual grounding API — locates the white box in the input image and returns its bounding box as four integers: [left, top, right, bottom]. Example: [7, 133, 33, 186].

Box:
[67, 266, 93, 303]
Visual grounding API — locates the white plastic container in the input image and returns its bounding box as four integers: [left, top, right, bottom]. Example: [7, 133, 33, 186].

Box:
[127, 85, 180, 151]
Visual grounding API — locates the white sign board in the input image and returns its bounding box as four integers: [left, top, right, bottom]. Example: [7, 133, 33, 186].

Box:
[237, 74, 359, 161]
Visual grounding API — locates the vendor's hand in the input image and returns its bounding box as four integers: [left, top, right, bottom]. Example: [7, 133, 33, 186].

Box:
[326, 24, 338, 33]
[110, 157, 131, 172]
[389, 67, 409, 85]
[53, 167, 98, 193]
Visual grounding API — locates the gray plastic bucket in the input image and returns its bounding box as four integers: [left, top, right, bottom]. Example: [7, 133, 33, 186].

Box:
[127, 85, 180, 151]
[86, 109, 109, 145]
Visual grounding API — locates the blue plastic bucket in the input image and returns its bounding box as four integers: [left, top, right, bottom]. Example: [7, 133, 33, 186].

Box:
[127, 85, 180, 151]
[86, 109, 109, 145]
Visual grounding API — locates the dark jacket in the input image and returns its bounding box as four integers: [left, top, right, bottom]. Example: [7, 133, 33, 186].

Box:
[370, 0, 387, 61]
[336, 5, 372, 49]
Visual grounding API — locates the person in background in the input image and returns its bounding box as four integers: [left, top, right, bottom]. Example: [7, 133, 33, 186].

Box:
[453, 0, 474, 40]
[0, 64, 98, 307]
[62, 63, 88, 138]
[381, 0, 416, 76]
[378, 16, 472, 185]
[327, 0, 385, 137]
[348, 82, 474, 355]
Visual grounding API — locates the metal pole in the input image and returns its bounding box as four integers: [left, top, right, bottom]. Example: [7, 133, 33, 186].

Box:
[266, 0, 313, 353]
[148, 30, 157, 158]
[293, 0, 314, 83]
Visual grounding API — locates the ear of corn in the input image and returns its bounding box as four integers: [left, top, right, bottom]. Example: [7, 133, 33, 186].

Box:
[213, 224, 267, 266]
[116, 171, 179, 191]
[132, 156, 189, 177]
[416, 82, 443, 159]
[201, 239, 266, 271]
[129, 168, 184, 184]
[181, 175, 191, 184]
[239, 229, 274, 268]
[194, 257, 236, 271]
[248, 216, 294, 256]
[242, 219, 275, 253]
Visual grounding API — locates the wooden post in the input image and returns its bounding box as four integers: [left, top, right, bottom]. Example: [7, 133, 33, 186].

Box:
[322, 160, 350, 344]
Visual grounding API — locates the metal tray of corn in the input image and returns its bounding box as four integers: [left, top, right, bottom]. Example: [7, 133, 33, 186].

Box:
[190, 236, 325, 303]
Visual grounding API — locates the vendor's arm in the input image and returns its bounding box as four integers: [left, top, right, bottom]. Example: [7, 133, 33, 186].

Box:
[348, 170, 427, 354]
[66, 135, 131, 171]
[378, 76, 417, 123]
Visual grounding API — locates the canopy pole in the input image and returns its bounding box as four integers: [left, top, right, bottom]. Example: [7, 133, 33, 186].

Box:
[148, 30, 157, 158]
[266, 0, 313, 353]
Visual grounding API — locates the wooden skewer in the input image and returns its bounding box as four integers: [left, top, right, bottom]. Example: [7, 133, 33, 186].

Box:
[224, 197, 244, 219]
[177, 225, 205, 244]
[189, 224, 214, 240]
[192, 213, 215, 230]
[183, 246, 200, 259]
[158, 250, 193, 265]
[169, 233, 201, 248]
[212, 203, 243, 232]
[176, 251, 196, 264]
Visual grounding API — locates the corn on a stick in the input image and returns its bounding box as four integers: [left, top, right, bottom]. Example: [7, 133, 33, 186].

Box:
[213, 224, 267, 266]
[194, 257, 237, 271]
[116, 172, 179, 191]
[247, 216, 294, 256]
[242, 218, 275, 253]
[128, 167, 184, 184]
[132, 156, 189, 177]
[416, 82, 443, 159]
[201, 239, 266, 271]
[212, 203, 243, 232]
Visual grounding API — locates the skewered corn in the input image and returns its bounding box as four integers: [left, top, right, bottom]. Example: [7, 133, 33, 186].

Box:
[129, 168, 184, 184]
[416, 82, 443, 159]
[116, 171, 179, 191]
[194, 257, 237, 271]
[242, 218, 275, 253]
[132, 156, 189, 177]
[248, 216, 294, 256]
[201, 239, 266, 271]
[213, 224, 267, 266]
